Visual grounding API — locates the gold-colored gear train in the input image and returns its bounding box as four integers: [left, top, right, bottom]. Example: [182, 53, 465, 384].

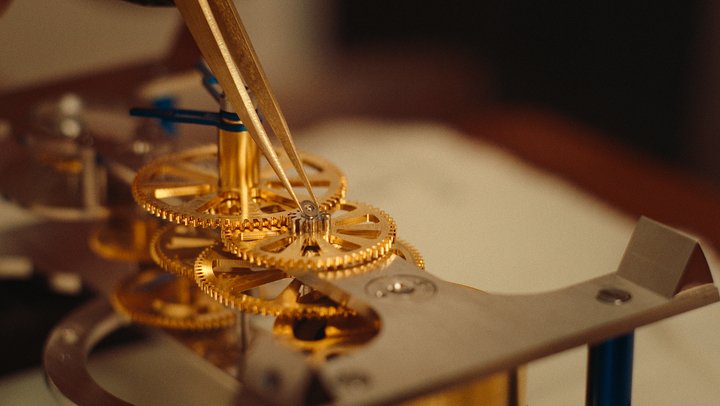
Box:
[132, 144, 345, 229]
[224, 201, 396, 273]
[111, 267, 235, 330]
[194, 239, 424, 318]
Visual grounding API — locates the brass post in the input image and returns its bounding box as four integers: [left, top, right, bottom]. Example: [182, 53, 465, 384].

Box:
[217, 114, 260, 216]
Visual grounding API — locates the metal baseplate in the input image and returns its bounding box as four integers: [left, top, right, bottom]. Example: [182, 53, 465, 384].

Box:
[44, 217, 718, 405]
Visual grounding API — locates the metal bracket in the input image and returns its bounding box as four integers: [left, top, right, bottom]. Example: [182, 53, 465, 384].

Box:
[244, 218, 718, 405]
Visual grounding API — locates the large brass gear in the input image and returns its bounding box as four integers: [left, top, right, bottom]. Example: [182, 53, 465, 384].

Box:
[194, 239, 424, 318]
[225, 201, 396, 272]
[111, 267, 235, 330]
[132, 145, 345, 229]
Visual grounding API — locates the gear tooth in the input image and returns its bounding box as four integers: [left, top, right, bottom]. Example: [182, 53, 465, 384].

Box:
[392, 239, 425, 269]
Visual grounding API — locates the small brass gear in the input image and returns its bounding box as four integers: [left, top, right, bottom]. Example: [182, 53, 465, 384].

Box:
[225, 201, 396, 272]
[194, 244, 354, 318]
[111, 268, 235, 330]
[150, 224, 220, 279]
[132, 145, 345, 229]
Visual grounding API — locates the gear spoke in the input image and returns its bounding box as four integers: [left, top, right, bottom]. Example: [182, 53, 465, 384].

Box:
[179, 193, 219, 212]
[275, 237, 307, 259]
[222, 270, 286, 293]
[144, 182, 214, 199]
[265, 172, 333, 189]
[167, 160, 218, 181]
[166, 235, 216, 250]
[335, 222, 383, 237]
[314, 237, 347, 257]
[233, 201, 396, 272]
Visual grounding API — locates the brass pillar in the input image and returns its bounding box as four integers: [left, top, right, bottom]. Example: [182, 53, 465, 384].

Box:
[217, 114, 260, 217]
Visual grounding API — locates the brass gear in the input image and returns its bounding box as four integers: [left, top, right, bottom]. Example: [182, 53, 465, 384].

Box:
[194, 244, 354, 318]
[89, 209, 159, 263]
[150, 224, 220, 279]
[111, 268, 235, 330]
[225, 201, 396, 272]
[132, 145, 345, 229]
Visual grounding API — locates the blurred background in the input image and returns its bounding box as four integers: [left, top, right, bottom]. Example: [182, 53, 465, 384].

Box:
[2, 1, 720, 180]
[2, 1, 720, 404]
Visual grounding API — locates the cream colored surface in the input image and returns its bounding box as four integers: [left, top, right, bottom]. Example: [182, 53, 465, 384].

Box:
[0, 1, 178, 91]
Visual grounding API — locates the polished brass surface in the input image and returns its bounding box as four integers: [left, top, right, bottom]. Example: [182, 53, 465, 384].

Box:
[132, 145, 345, 229]
[217, 124, 259, 229]
[217, 120, 259, 193]
[226, 201, 396, 272]
[111, 267, 235, 330]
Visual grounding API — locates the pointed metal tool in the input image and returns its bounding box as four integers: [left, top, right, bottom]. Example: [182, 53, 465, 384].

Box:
[174, 0, 319, 210]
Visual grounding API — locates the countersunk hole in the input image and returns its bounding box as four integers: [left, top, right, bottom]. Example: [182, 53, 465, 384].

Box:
[596, 288, 632, 305]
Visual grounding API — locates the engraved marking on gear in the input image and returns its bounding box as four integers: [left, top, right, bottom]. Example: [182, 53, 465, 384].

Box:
[226, 201, 396, 272]
[132, 145, 346, 229]
[194, 244, 355, 318]
[111, 268, 235, 330]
